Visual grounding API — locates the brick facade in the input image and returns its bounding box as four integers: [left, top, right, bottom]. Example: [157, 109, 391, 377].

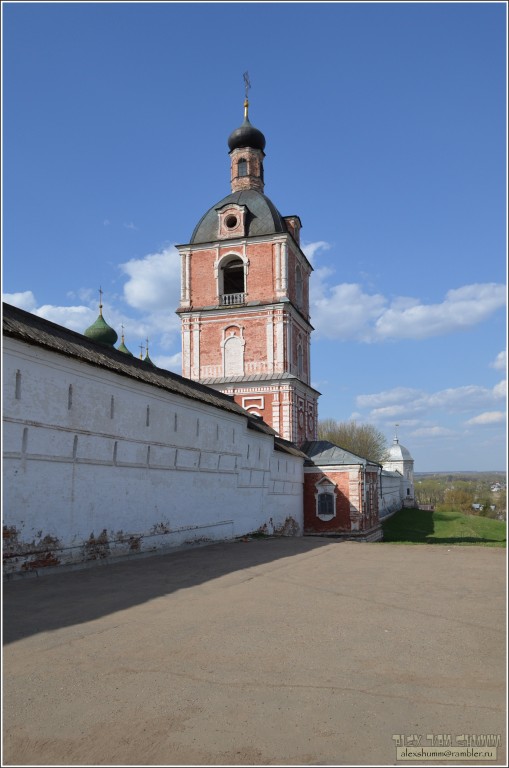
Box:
[302, 449, 382, 541]
[176, 106, 319, 443]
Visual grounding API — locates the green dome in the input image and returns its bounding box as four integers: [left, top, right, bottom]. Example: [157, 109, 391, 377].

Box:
[117, 340, 133, 355]
[84, 313, 118, 347]
[144, 351, 155, 366]
[117, 330, 133, 355]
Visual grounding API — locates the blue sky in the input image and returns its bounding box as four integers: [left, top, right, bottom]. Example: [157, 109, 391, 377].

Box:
[2, 1, 507, 471]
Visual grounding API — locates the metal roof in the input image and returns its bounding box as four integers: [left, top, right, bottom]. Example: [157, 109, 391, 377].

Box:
[301, 440, 382, 468]
[189, 189, 288, 244]
[387, 438, 414, 462]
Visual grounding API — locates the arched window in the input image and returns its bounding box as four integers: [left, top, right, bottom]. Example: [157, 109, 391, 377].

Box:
[224, 335, 244, 376]
[297, 343, 304, 378]
[222, 258, 245, 304]
[238, 158, 247, 177]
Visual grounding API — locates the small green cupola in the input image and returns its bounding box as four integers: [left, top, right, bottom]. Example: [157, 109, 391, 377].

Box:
[117, 326, 133, 356]
[143, 337, 155, 366]
[84, 289, 118, 347]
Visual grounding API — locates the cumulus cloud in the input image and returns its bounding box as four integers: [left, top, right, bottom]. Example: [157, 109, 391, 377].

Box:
[491, 350, 507, 371]
[310, 279, 506, 342]
[311, 277, 386, 342]
[493, 380, 506, 398]
[356, 387, 421, 409]
[411, 426, 456, 437]
[373, 283, 506, 340]
[120, 246, 181, 312]
[355, 381, 506, 434]
[465, 411, 506, 426]
[2, 291, 37, 312]
[34, 304, 97, 333]
[302, 241, 331, 264]
[153, 352, 182, 373]
[3, 291, 97, 333]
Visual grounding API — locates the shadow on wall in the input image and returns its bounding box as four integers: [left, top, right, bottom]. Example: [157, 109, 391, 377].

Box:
[3, 536, 335, 645]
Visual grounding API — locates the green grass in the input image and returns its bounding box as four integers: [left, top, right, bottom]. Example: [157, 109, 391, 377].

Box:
[381, 507, 506, 547]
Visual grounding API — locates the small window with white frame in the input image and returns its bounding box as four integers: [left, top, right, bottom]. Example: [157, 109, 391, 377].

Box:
[315, 479, 336, 521]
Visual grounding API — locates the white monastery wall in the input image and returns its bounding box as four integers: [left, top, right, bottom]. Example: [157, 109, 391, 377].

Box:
[3, 338, 303, 576]
[379, 471, 403, 518]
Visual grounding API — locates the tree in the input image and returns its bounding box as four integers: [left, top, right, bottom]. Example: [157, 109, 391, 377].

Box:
[317, 419, 389, 464]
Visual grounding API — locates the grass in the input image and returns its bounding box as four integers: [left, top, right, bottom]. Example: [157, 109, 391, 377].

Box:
[381, 507, 506, 547]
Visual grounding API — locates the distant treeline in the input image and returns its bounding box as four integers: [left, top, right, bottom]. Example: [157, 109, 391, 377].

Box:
[414, 472, 506, 520]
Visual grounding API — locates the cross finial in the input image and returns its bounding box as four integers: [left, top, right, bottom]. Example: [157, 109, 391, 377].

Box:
[243, 71, 251, 100]
[99, 286, 103, 315]
[121, 323, 125, 343]
[394, 423, 399, 443]
[145, 337, 150, 355]
[243, 71, 251, 119]
[139, 343, 145, 360]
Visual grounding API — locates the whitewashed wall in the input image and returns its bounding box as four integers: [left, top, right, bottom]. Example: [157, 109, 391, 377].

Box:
[3, 338, 303, 575]
[379, 471, 403, 518]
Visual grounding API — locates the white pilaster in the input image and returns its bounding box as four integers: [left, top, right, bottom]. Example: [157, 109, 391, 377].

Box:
[281, 242, 288, 292]
[192, 321, 200, 379]
[275, 243, 281, 293]
[266, 314, 274, 373]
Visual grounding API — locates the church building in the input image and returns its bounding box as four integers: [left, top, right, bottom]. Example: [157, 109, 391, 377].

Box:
[2, 94, 415, 577]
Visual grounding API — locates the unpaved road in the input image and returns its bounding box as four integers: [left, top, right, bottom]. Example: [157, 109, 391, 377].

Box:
[3, 538, 506, 765]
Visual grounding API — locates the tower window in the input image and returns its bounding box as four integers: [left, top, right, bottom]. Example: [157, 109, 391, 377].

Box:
[223, 258, 245, 295]
[238, 158, 247, 177]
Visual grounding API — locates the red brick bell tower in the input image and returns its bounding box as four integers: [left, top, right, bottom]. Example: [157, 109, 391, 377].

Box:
[176, 94, 319, 444]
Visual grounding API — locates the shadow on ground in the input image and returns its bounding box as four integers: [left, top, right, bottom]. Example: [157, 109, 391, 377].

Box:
[3, 536, 335, 645]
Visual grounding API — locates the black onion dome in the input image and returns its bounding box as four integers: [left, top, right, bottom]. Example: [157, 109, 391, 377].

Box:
[228, 116, 266, 152]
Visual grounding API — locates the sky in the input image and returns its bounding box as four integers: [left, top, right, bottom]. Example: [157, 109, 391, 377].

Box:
[2, 1, 507, 472]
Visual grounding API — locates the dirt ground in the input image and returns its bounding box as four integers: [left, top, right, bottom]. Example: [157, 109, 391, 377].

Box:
[2, 538, 506, 766]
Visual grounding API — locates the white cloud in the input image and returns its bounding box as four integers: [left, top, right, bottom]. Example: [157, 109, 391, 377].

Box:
[492, 379, 506, 399]
[120, 246, 180, 312]
[123, 222, 138, 231]
[153, 352, 182, 372]
[34, 304, 97, 333]
[310, 278, 506, 342]
[301, 241, 331, 264]
[410, 426, 456, 437]
[2, 291, 37, 312]
[355, 381, 506, 428]
[311, 278, 386, 342]
[373, 283, 506, 340]
[465, 411, 506, 426]
[356, 387, 421, 409]
[491, 351, 507, 372]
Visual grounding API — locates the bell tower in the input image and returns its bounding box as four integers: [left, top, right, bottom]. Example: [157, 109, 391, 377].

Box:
[176, 87, 319, 444]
